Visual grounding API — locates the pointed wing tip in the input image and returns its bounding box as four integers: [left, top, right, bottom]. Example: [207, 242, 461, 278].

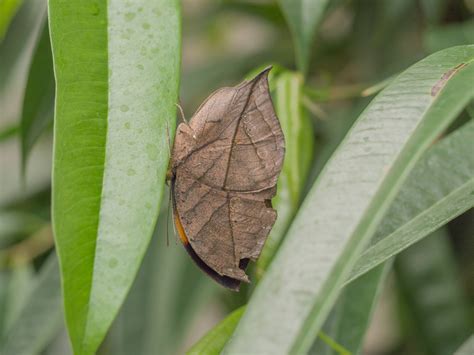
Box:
[258, 65, 273, 78]
[245, 66, 272, 87]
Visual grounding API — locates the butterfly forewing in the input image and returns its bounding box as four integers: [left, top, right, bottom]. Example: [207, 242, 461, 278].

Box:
[170, 68, 285, 290]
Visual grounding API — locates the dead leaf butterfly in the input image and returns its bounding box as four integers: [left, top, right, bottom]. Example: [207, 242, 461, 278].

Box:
[168, 67, 285, 291]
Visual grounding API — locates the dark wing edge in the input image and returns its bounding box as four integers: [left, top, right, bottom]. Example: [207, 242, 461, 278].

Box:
[171, 179, 246, 291]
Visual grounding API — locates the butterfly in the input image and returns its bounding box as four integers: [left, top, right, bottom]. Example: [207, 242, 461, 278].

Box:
[168, 67, 285, 291]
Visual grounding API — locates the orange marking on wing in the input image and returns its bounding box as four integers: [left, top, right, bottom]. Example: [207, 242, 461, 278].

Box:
[174, 211, 189, 245]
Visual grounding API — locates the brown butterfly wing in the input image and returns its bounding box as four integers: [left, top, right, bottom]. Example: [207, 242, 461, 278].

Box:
[172, 68, 285, 285]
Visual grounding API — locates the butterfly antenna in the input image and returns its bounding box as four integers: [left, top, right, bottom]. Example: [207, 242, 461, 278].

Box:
[175, 102, 188, 125]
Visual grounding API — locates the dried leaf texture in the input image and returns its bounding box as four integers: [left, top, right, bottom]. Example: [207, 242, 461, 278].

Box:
[171, 68, 285, 288]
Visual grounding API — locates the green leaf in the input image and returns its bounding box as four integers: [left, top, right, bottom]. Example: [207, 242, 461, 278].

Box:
[0, 124, 18, 143]
[0, 0, 46, 122]
[42, 328, 73, 355]
[0, 253, 63, 355]
[314, 333, 350, 355]
[0, 0, 23, 41]
[190, 265, 390, 355]
[455, 335, 474, 355]
[348, 119, 474, 283]
[221, 0, 285, 26]
[222, 46, 474, 354]
[48, 1, 181, 354]
[277, 0, 330, 75]
[20, 20, 54, 173]
[187, 306, 245, 355]
[308, 101, 366, 183]
[419, 0, 447, 25]
[1, 264, 33, 332]
[0, 272, 9, 336]
[310, 263, 391, 355]
[256, 70, 314, 277]
[424, 20, 474, 54]
[0, 210, 44, 248]
[396, 228, 472, 355]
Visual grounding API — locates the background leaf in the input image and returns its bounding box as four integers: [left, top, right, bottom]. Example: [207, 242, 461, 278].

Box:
[20, 20, 54, 173]
[277, 0, 330, 75]
[191, 264, 392, 355]
[311, 263, 391, 355]
[0, 264, 32, 334]
[48, 1, 181, 353]
[0, 210, 44, 248]
[424, 20, 474, 54]
[0, 0, 46, 123]
[0, 124, 18, 143]
[0, 253, 63, 355]
[256, 70, 314, 277]
[223, 46, 474, 355]
[419, 0, 447, 25]
[348, 119, 474, 282]
[396, 228, 472, 355]
[187, 306, 244, 355]
[0, 0, 23, 41]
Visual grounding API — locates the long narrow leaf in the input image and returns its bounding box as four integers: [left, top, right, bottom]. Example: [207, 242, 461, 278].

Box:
[0, 0, 46, 121]
[310, 263, 391, 355]
[0, 271, 9, 337]
[0, 124, 18, 143]
[223, 46, 474, 354]
[20, 21, 54, 172]
[396, 228, 472, 355]
[0, 0, 22, 40]
[419, 0, 446, 24]
[424, 20, 474, 53]
[0, 210, 44, 248]
[348, 119, 474, 283]
[187, 307, 245, 355]
[190, 264, 391, 355]
[49, 1, 181, 353]
[0, 253, 63, 355]
[1, 264, 32, 332]
[256, 70, 314, 276]
[277, 0, 330, 75]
